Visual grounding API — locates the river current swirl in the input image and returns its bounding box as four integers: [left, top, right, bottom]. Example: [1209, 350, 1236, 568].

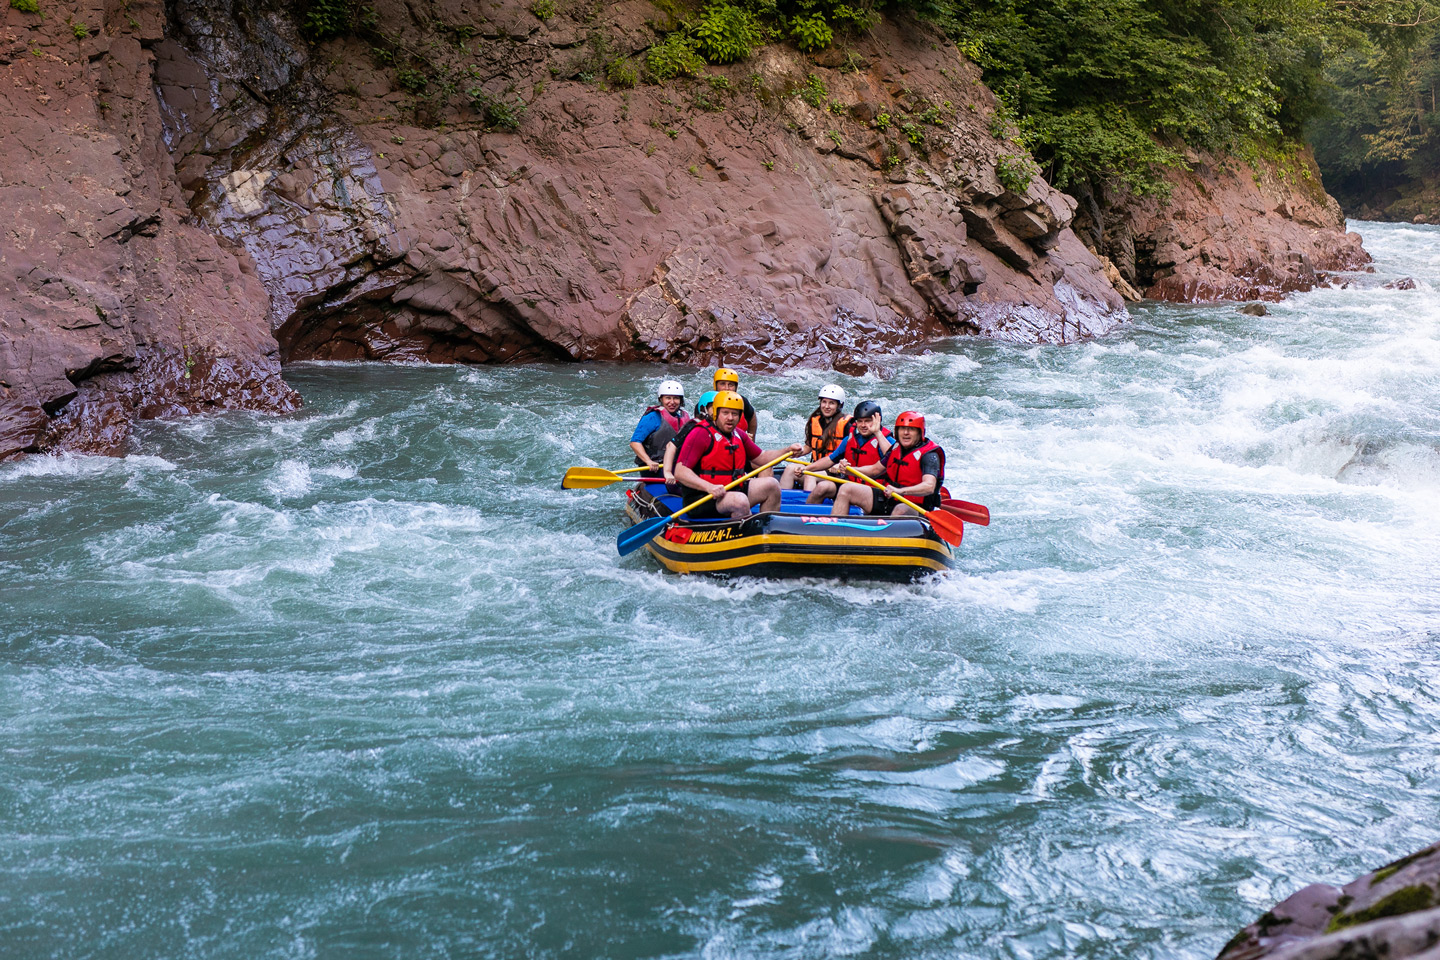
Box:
[3, 222, 1439, 959]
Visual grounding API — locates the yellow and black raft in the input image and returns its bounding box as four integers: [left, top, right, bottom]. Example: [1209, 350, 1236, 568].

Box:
[623, 482, 955, 581]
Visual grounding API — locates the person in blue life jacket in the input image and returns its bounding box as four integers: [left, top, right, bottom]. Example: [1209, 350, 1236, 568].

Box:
[629, 379, 690, 471]
[802, 400, 892, 504]
[830, 410, 945, 517]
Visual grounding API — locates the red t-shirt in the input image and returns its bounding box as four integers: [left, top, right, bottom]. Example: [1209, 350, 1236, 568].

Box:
[677, 424, 761, 471]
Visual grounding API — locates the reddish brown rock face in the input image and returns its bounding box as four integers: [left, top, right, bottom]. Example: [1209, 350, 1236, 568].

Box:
[0, 2, 298, 460]
[1077, 149, 1370, 303]
[0, 0, 1367, 459]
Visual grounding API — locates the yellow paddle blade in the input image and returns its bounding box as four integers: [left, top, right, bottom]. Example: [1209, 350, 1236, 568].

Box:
[561, 467, 626, 489]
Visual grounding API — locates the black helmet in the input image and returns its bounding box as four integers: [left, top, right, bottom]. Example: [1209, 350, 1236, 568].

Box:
[853, 400, 882, 420]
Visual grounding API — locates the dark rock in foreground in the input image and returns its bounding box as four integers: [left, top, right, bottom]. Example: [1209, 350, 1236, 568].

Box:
[1218, 842, 1440, 960]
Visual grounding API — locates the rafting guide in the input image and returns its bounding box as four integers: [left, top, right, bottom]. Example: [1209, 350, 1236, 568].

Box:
[561, 367, 985, 579]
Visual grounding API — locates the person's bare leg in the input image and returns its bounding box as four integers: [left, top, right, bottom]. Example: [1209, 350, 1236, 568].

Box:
[891, 501, 917, 517]
[831, 483, 874, 516]
[806, 480, 837, 504]
[717, 490, 751, 520]
[748, 477, 782, 512]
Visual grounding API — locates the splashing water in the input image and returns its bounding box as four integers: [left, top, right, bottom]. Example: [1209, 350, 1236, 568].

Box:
[2, 223, 1439, 959]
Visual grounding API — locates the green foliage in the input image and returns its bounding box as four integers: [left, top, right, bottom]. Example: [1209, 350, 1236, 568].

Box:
[71, 20, 88, 38]
[926, 0, 1435, 194]
[691, 2, 764, 63]
[302, 0, 360, 40]
[800, 73, 827, 108]
[530, 0, 554, 21]
[646, 31, 707, 81]
[995, 152, 1039, 193]
[790, 13, 833, 51]
[607, 58, 639, 88]
[1309, 16, 1440, 214]
[900, 121, 923, 145]
[10, 0, 39, 13]
[827, 128, 844, 145]
[468, 88, 528, 130]
[397, 67, 428, 93]
[874, 112, 890, 131]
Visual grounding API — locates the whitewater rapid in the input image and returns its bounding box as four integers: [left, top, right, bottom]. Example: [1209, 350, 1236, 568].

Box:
[1, 222, 1437, 959]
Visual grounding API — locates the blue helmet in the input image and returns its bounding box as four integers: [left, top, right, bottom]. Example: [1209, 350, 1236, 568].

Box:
[698, 390, 718, 413]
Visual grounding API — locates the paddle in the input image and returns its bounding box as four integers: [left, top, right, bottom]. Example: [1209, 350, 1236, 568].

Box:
[942, 498, 990, 526]
[836, 465, 965, 546]
[561, 465, 657, 489]
[616, 452, 795, 557]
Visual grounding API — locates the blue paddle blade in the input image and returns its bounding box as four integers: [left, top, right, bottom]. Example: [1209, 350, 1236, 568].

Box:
[616, 514, 671, 557]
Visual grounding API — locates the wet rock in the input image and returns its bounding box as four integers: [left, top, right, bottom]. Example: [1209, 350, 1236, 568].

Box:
[1084, 148, 1368, 302]
[1240, 302, 1268, 316]
[0, 1, 297, 460]
[1218, 842, 1440, 960]
[1385, 277, 1418, 290]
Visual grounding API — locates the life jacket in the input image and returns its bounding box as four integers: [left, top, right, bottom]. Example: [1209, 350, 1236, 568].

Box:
[682, 422, 751, 503]
[806, 410, 852, 461]
[636, 404, 690, 464]
[883, 439, 945, 509]
[844, 427, 892, 468]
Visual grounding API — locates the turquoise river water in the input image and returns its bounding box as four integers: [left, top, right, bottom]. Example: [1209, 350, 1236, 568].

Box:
[3, 222, 1439, 959]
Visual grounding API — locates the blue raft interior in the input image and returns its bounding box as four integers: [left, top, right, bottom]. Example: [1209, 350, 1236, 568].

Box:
[639, 482, 866, 518]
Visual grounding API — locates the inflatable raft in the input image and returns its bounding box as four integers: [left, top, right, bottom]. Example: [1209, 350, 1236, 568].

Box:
[624, 482, 955, 581]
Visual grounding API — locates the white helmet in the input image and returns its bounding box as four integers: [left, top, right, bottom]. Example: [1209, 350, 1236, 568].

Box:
[658, 379, 685, 399]
[818, 384, 846, 403]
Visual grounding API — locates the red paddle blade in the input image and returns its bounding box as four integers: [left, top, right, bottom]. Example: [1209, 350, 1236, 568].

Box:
[926, 509, 965, 546]
[942, 499, 990, 526]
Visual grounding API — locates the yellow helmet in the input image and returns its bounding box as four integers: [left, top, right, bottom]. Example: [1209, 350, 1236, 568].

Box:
[712, 390, 745, 412]
[713, 367, 740, 388]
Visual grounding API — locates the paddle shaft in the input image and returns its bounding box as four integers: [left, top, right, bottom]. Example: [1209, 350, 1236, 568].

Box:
[841, 464, 937, 518]
[668, 452, 795, 522]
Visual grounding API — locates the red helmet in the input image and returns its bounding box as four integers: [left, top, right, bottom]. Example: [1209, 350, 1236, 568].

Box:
[895, 411, 925, 436]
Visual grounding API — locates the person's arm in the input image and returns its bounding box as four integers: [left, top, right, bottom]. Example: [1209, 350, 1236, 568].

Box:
[743, 431, 802, 469]
[674, 430, 727, 499]
[661, 440, 679, 484]
[629, 412, 662, 469]
[630, 441, 656, 468]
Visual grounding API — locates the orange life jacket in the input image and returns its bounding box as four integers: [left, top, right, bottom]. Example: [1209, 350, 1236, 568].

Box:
[806, 411, 851, 461]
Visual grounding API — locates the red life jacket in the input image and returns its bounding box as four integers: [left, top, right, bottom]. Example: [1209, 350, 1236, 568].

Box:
[883, 439, 945, 508]
[688, 423, 751, 488]
[843, 427, 892, 468]
[806, 411, 851, 461]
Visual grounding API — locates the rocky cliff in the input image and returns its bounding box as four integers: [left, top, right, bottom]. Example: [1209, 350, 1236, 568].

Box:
[0, 0, 1366, 459]
[1218, 842, 1440, 960]
[1078, 147, 1369, 302]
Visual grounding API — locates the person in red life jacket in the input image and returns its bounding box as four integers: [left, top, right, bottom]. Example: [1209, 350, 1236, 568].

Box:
[708, 367, 759, 440]
[779, 384, 852, 491]
[830, 410, 944, 517]
[803, 399, 892, 504]
[673, 391, 802, 520]
[661, 389, 718, 492]
[629, 379, 689, 470]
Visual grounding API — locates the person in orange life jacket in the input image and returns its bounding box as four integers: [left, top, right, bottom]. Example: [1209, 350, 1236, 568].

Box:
[673, 391, 803, 520]
[779, 384, 852, 491]
[830, 410, 944, 517]
[708, 367, 759, 440]
[629, 379, 689, 470]
[661, 390, 717, 492]
[803, 399, 892, 504]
